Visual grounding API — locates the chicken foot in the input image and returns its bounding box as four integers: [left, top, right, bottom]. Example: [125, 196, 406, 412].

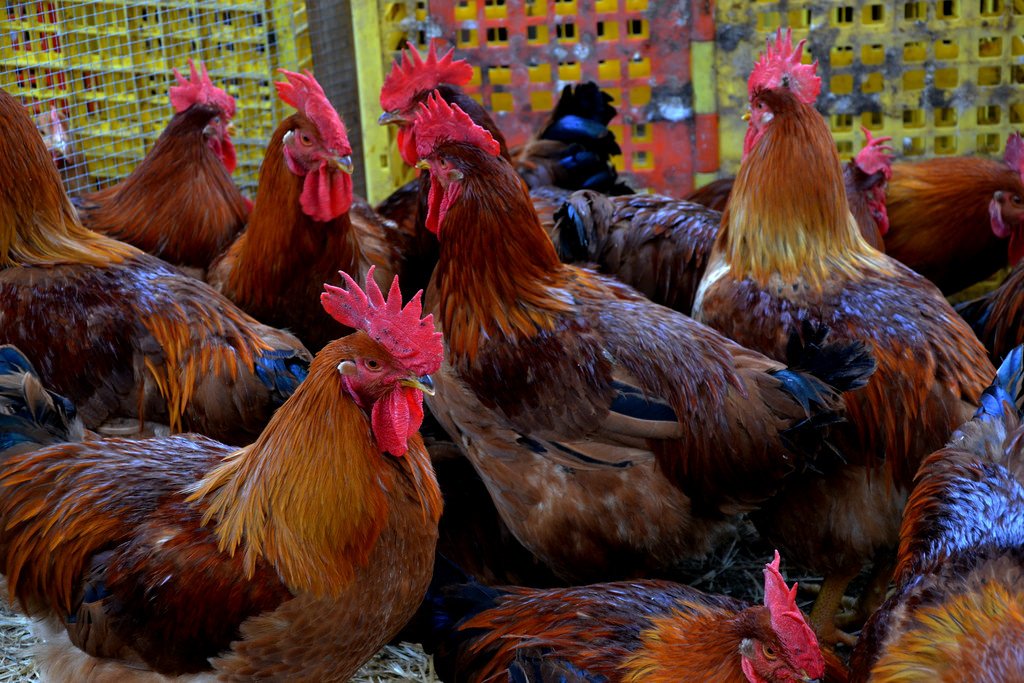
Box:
[808, 569, 860, 648]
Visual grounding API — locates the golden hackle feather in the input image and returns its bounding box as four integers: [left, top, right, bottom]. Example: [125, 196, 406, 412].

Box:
[188, 340, 440, 598]
[719, 89, 894, 289]
[0, 89, 133, 268]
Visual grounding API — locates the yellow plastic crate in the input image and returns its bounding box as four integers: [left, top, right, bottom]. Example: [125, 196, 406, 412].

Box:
[715, 0, 1024, 174]
[0, 0, 311, 194]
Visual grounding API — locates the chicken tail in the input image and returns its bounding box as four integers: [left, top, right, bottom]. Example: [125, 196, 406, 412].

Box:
[253, 348, 310, 409]
[953, 293, 994, 342]
[977, 343, 1024, 422]
[0, 345, 82, 456]
[552, 189, 612, 263]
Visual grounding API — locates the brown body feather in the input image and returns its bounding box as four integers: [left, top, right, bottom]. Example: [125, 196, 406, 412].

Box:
[850, 354, 1024, 681]
[0, 337, 441, 679]
[75, 104, 248, 271]
[209, 114, 398, 352]
[956, 259, 1024, 363]
[424, 143, 865, 582]
[0, 88, 309, 444]
[694, 88, 992, 588]
[884, 157, 1023, 294]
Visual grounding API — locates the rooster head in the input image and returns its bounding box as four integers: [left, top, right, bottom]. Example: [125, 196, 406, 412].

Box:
[744, 29, 821, 158]
[321, 267, 443, 457]
[378, 41, 474, 167]
[991, 190, 1024, 265]
[854, 127, 894, 236]
[738, 551, 824, 683]
[410, 91, 501, 235]
[169, 59, 237, 173]
[275, 69, 355, 222]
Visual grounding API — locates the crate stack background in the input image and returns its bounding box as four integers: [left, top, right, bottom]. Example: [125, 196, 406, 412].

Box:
[1, 1, 1023, 203]
[0, 0, 312, 194]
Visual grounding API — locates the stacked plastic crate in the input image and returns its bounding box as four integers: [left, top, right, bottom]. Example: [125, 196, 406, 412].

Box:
[0, 0, 312, 194]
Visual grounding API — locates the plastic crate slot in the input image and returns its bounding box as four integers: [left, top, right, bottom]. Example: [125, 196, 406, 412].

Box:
[861, 111, 883, 128]
[598, 58, 620, 80]
[903, 136, 924, 155]
[903, 69, 925, 90]
[935, 67, 958, 88]
[630, 85, 650, 106]
[527, 24, 548, 43]
[934, 107, 957, 127]
[977, 133, 1000, 153]
[457, 28, 478, 47]
[529, 89, 552, 111]
[555, 22, 576, 42]
[1014, 65, 1024, 83]
[528, 63, 551, 82]
[1015, 0, 1024, 14]
[833, 6, 853, 25]
[625, 0, 648, 10]
[632, 122, 650, 141]
[626, 18, 647, 39]
[935, 40, 958, 60]
[632, 149, 652, 169]
[485, 26, 508, 44]
[861, 44, 884, 65]
[862, 4, 884, 23]
[627, 55, 650, 79]
[831, 113, 854, 131]
[836, 140, 854, 155]
[554, 0, 577, 15]
[979, 37, 1003, 57]
[491, 91, 513, 112]
[832, 45, 854, 67]
[468, 66, 482, 86]
[937, 0, 959, 19]
[1011, 103, 1024, 123]
[862, 72, 883, 93]
[831, 73, 853, 94]
[488, 64, 511, 85]
[903, 108, 924, 128]
[484, 0, 507, 19]
[934, 135, 957, 155]
[595, 0, 618, 11]
[979, 0, 1002, 15]
[558, 61, 580, 80]
[788, 9, 811, 28]
[978, 105, 1001, 125]
[596, 20, 618, 41]
[904, 41, 926, 61]
[756, 11, 779, 31]
[978, 66, 1001, 85]
[454, 0, 475, 21]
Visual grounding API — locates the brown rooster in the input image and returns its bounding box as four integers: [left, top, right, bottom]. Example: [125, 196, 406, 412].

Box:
[412, 552, 844, 683]
[849, 347, 1024, 682]
[883, 132, 1024, 294]
[73, 60, 249, 274]
[692, 31, 993, 645]
[209, 69, 400, 353]
[411, 93, 875, 584]
[0, 86, 309, 445]
[0, 269, 442, 680]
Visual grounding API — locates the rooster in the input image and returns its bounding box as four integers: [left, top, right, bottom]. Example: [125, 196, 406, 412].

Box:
[411, 552, 843, 683]
[883, 132, 1024, 294]
[692, 30, 993, 645]
[35, 105, 94, 196]
[553, 119, 893, 319]
[0, 86, 308, 445]
[849, 346, 1024, 682]
[209, 69, 401, 353]
[375, 42, 629, 297]
[0, 269, 442, 680]
[411, 92, 875, 585]
[73, 60, 249, 275]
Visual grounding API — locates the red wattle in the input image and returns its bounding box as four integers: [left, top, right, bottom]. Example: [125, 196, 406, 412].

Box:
[398, 127, 419, 167]
[300, 162, 353, 222]
[371, 386, 425, 457]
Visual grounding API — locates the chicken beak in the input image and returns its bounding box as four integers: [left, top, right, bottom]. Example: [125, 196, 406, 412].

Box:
[226, 121, 236, 137]
[331, 154, 355, 174]
[415, 159, 430, 171]
[378, 110, 403, 126]
[742, 110, 751, 121]
[400, 374, 435, 396]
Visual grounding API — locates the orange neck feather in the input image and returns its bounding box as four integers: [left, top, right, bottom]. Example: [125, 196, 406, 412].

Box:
[620, 604, 751, 682]
[718, 95, 890, 288]
[226, 115, 365, 309]
[433, 150, 572, 360]
[186, 342, 439, 598]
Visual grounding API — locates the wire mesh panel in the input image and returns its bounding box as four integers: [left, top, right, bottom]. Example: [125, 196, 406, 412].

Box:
[715, 0, 1024, 173]
[0, 0, 311, 195]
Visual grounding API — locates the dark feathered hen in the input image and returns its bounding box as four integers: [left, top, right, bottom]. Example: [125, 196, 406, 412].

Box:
[692, 31, 993, 644]
[850, 347, 1024, 682]
[0, 86, 308, 445]
[412, 93, 874, 583]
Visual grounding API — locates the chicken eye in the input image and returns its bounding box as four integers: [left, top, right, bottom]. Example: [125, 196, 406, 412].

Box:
[1013, 195, 1022, 205]
[762, 645, 777, 660]
[365, 359, 382, 372]
[299, 132, 313, 146]
[211, 116, 221, 125]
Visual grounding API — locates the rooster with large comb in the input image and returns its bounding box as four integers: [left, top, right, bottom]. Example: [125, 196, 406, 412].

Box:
[0, 268, 442, 680]
[409, 551, 844, 682]
[411, 91, 874, 588]
[692, 27, 993, 644]
[210, 68, 407, 352]
[74, 59, 249, 274]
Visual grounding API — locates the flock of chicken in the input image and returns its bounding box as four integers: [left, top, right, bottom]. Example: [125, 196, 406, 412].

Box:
[0, 27, 1022, 682]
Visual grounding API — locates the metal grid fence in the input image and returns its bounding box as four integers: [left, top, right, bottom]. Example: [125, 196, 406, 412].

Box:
[0, 0, 312, 195]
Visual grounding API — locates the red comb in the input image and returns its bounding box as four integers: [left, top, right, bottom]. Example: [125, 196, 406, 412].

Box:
[413, 91, 500, 160]
[1005, 132, 1024, 179]
[169, 59, 236, 118]
[748, 29, 821, 104]
[275, 69, 352, 157]
[763, 551, 824, 677]
[321, 267, 442, 378]
[380, 40, 474, 112]
[855, 127, 894, 180]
